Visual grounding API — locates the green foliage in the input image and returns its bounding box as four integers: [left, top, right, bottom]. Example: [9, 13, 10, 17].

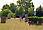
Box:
[1, 3, 16, 17]
[17, 0, 34, 16]
[1, 4, 10, 17]
[9, 3, 17, 13]
[1, 9, 10, 17]
[0, 11, 2, 16]
[28, 16, 43, 19]
[36, 5, 43, 16]
[16, 6, 25, 16]
[29, 16, 38, 18]
[11, 13, 16, 18]
[28, 16, 43, 21]
[7, 11, 13, 18]
[7, 12, 16, 18]
[2, 4, 10, 11]
[28, 7, 34, 16]
[1, 0, 34, 17]
[18, 6, 24, 16]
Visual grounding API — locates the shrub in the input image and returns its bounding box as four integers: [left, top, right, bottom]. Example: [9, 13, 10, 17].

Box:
[11, 13, 16, 18]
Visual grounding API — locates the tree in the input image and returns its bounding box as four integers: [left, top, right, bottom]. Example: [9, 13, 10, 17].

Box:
[24, 0, 34, 15]
[2, 4, 10, 11]
[1, 4, 11, 23]
[1, 3, 17, 23]
[36, 5, 43, 16]
[1, 9, 10, 23]
[1, 9, 10, 17]
[9, 3, 17, 13]
[16, 6, 25, 17]
[17, 0, 34, 16]
[28, 7, 34, 16]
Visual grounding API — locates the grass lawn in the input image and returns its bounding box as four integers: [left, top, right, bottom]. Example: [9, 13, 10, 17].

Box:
[0, 18, 43, 30]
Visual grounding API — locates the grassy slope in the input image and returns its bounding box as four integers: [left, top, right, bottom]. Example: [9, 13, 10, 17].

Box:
[0, 18, 43, 30]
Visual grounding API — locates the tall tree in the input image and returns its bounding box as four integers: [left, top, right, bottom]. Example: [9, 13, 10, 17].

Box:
[36, 5, 43, 16]
[1, 4, 11, 17]
[10, 3, 17, 13]
[16, 6, 25, 17]
[17, 0, 34, 16]
[1, 9, 10, 23]
[2, 4, 10, 11]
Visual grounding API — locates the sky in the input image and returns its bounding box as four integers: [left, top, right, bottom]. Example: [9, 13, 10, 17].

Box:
[32, 0, 43, 11]
[0, 0, 43, 11]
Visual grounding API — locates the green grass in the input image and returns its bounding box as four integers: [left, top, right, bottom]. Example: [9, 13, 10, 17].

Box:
[0, 18, 43, 30]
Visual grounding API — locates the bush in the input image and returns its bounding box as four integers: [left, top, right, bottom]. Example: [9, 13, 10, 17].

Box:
[7, 12, 16, 18]
[11, 13, 16, 18]
[7, 12, 13, 18]
[28, 16, 43, 20]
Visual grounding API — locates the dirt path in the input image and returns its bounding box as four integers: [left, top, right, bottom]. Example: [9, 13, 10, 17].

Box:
[0, 18, 43, 30]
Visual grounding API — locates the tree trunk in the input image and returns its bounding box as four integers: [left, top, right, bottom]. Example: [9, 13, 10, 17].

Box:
[1, 16, 6, 23]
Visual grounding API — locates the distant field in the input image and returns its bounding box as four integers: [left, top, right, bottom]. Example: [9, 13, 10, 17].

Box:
[0, 18, 43, 30]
